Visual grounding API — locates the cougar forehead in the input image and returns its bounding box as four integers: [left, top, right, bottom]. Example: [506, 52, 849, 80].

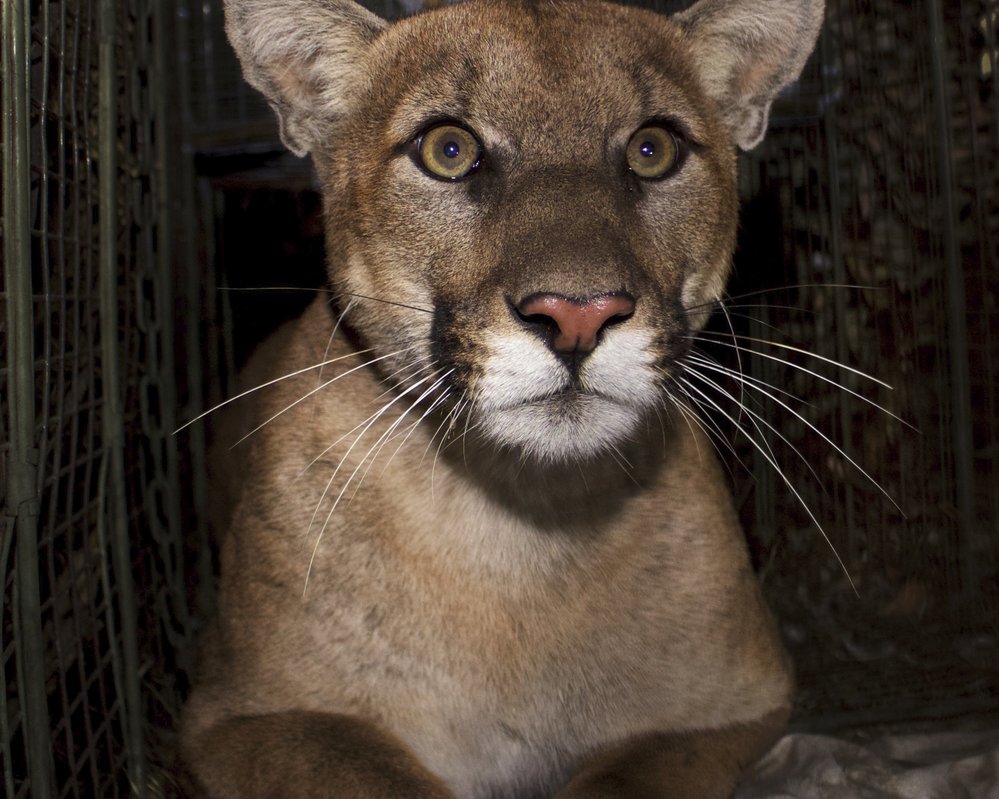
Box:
[378, 2, 708, 150]
[316, 0, 740, 462]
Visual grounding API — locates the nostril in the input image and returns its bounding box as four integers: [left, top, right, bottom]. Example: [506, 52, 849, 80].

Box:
[515, 292, 635, 353]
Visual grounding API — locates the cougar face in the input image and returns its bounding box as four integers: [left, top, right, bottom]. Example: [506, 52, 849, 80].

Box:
[314, 2, 738, 461]
[182, 1, 827, 797]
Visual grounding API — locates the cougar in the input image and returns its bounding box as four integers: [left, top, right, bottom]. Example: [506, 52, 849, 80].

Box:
[180, 0, 825, 796]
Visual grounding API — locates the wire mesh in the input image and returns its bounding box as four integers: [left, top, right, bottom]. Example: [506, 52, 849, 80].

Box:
[1, 0, 998, 795]
[691, 0, 999, 723]
[180, 0, 999, 727]
[2, 0, 199, 795]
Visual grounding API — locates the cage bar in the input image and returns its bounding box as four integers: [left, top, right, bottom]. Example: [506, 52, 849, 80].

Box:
[2, 0, 56, 794]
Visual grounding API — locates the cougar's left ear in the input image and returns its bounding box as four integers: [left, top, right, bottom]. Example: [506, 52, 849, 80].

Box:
[224, 0, 387, 156]
[674, 0, 825, 150]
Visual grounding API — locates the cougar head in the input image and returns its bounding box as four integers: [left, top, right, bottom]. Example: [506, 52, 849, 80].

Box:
[225, 0, 823, 462]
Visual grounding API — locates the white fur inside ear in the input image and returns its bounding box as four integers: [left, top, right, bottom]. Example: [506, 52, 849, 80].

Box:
[224, 0, 386, 155]
[675, 0, 825, 149]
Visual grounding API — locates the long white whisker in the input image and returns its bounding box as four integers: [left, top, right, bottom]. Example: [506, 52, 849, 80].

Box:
[318, 299, 356, 385]
[663, 382, 737, 470]
[379, 387, 457, 477]
[715, 301, 747, 426]
[458, 394, 474, 469]
[692, 332, 893, 390]
[692, 334, 911, 428]
[689, 354, 902, 514]
[649, 399, 671, 451]
[344, 370, 453, 508]
[606, 444, 639, 486]
[303, 370, 445, 595]
[372, 353, 436, 403]
[687, 350, 805, 406]
[232, 348, 415, 449]
[173, 349, 374, 434]
[221, 285, 435, 315]
[422, 396, 465, 467]
[678, 373, 857, 594]
[685, 283, 878, 313]
[360, 369, 454, 482]
[683, 364, 823, 488]
[429, 395, 473, 501]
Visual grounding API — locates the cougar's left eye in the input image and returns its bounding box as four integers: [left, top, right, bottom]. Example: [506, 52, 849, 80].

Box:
[418, 124, 482, 180]
[626, 126, 678, 179]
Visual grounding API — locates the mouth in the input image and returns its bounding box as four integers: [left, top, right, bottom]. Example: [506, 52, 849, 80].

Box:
[476, 392, 645, 462]
[494, 385, 631, 413]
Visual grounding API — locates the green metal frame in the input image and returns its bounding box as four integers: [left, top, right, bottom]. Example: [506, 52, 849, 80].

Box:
[3, 0, 54, 793]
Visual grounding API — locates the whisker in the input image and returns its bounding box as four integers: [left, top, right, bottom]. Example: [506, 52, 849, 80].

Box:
[692, 332, 893, 390]
[715, 300, 747, 426]
[379, 386, 457, 477]
[669, 367, 769, 486]
[337, 291, 434, 315]
[372, 354, 436, 403]
[344, 369, 454, 508]
[688, 355, 903, 514]
[662, 382, 736, 472]
[691, 333, 911, 428]
[459, 395, 474, 469]
[173, 349, 373, 434]
[678, 373, 857, 595]
[606, 443, 640, 486]
[231, 348, 415, 449]
[713, 302, 816, 315]
[317, 298, 356, 385]
[220, 284, 434, 315]
[303, 370, 446, 594]
[363, 369, 453, 478]
[682, 363, 824, 488]
[430, 396, 470, 501]
[684, 283, 880, 313]
[686, 350, 808, 407]
[649, 401, 671, 452]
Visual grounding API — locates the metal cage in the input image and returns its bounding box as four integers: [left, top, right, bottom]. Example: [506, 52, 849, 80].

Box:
[2, 1, 204, 795]
[2, 0, 998, 796]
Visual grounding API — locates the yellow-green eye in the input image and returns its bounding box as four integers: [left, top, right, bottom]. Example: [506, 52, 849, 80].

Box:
[626, 126, 678, 179]
[418, 124, 482, 180]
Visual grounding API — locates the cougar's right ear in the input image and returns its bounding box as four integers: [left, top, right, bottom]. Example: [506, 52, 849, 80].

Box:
[224, 0, 387, 156]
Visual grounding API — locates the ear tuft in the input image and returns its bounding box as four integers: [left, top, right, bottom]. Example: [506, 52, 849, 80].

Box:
[224, 0, 386, 156]
[675, 0, 825, 150]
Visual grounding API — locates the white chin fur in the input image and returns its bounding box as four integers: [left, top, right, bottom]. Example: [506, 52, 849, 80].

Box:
[481, 397, 644, 461]
[474, 330, 659, 462]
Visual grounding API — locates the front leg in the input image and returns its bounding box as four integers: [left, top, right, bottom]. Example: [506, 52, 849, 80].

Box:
[556, 709, 788, 799]
[182, 710, 456, 799]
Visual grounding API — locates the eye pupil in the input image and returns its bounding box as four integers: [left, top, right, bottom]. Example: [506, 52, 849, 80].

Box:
[418, 123, 482, 180]
[626, 126, 678, 179]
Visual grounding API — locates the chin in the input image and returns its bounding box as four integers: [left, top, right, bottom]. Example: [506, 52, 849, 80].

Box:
[478, 394, 645, 463]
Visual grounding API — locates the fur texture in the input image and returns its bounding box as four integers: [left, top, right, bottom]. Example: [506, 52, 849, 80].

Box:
[181, 0, 824, 796]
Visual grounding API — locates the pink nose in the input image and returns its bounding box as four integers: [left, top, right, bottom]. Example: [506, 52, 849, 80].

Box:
[516, 292, 636, 353]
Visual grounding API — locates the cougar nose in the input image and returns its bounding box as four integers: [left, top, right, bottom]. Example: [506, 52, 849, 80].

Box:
[516, 292, 636, 353]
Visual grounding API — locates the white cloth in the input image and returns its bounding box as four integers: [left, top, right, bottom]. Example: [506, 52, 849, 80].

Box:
[735, 728, 999, 799]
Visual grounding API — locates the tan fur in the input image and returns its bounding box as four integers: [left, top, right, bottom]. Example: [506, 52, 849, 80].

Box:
[181, 0, 824, 796]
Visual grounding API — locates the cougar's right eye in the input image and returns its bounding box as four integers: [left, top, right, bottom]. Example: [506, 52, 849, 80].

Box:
[418, 124, 482, 180]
